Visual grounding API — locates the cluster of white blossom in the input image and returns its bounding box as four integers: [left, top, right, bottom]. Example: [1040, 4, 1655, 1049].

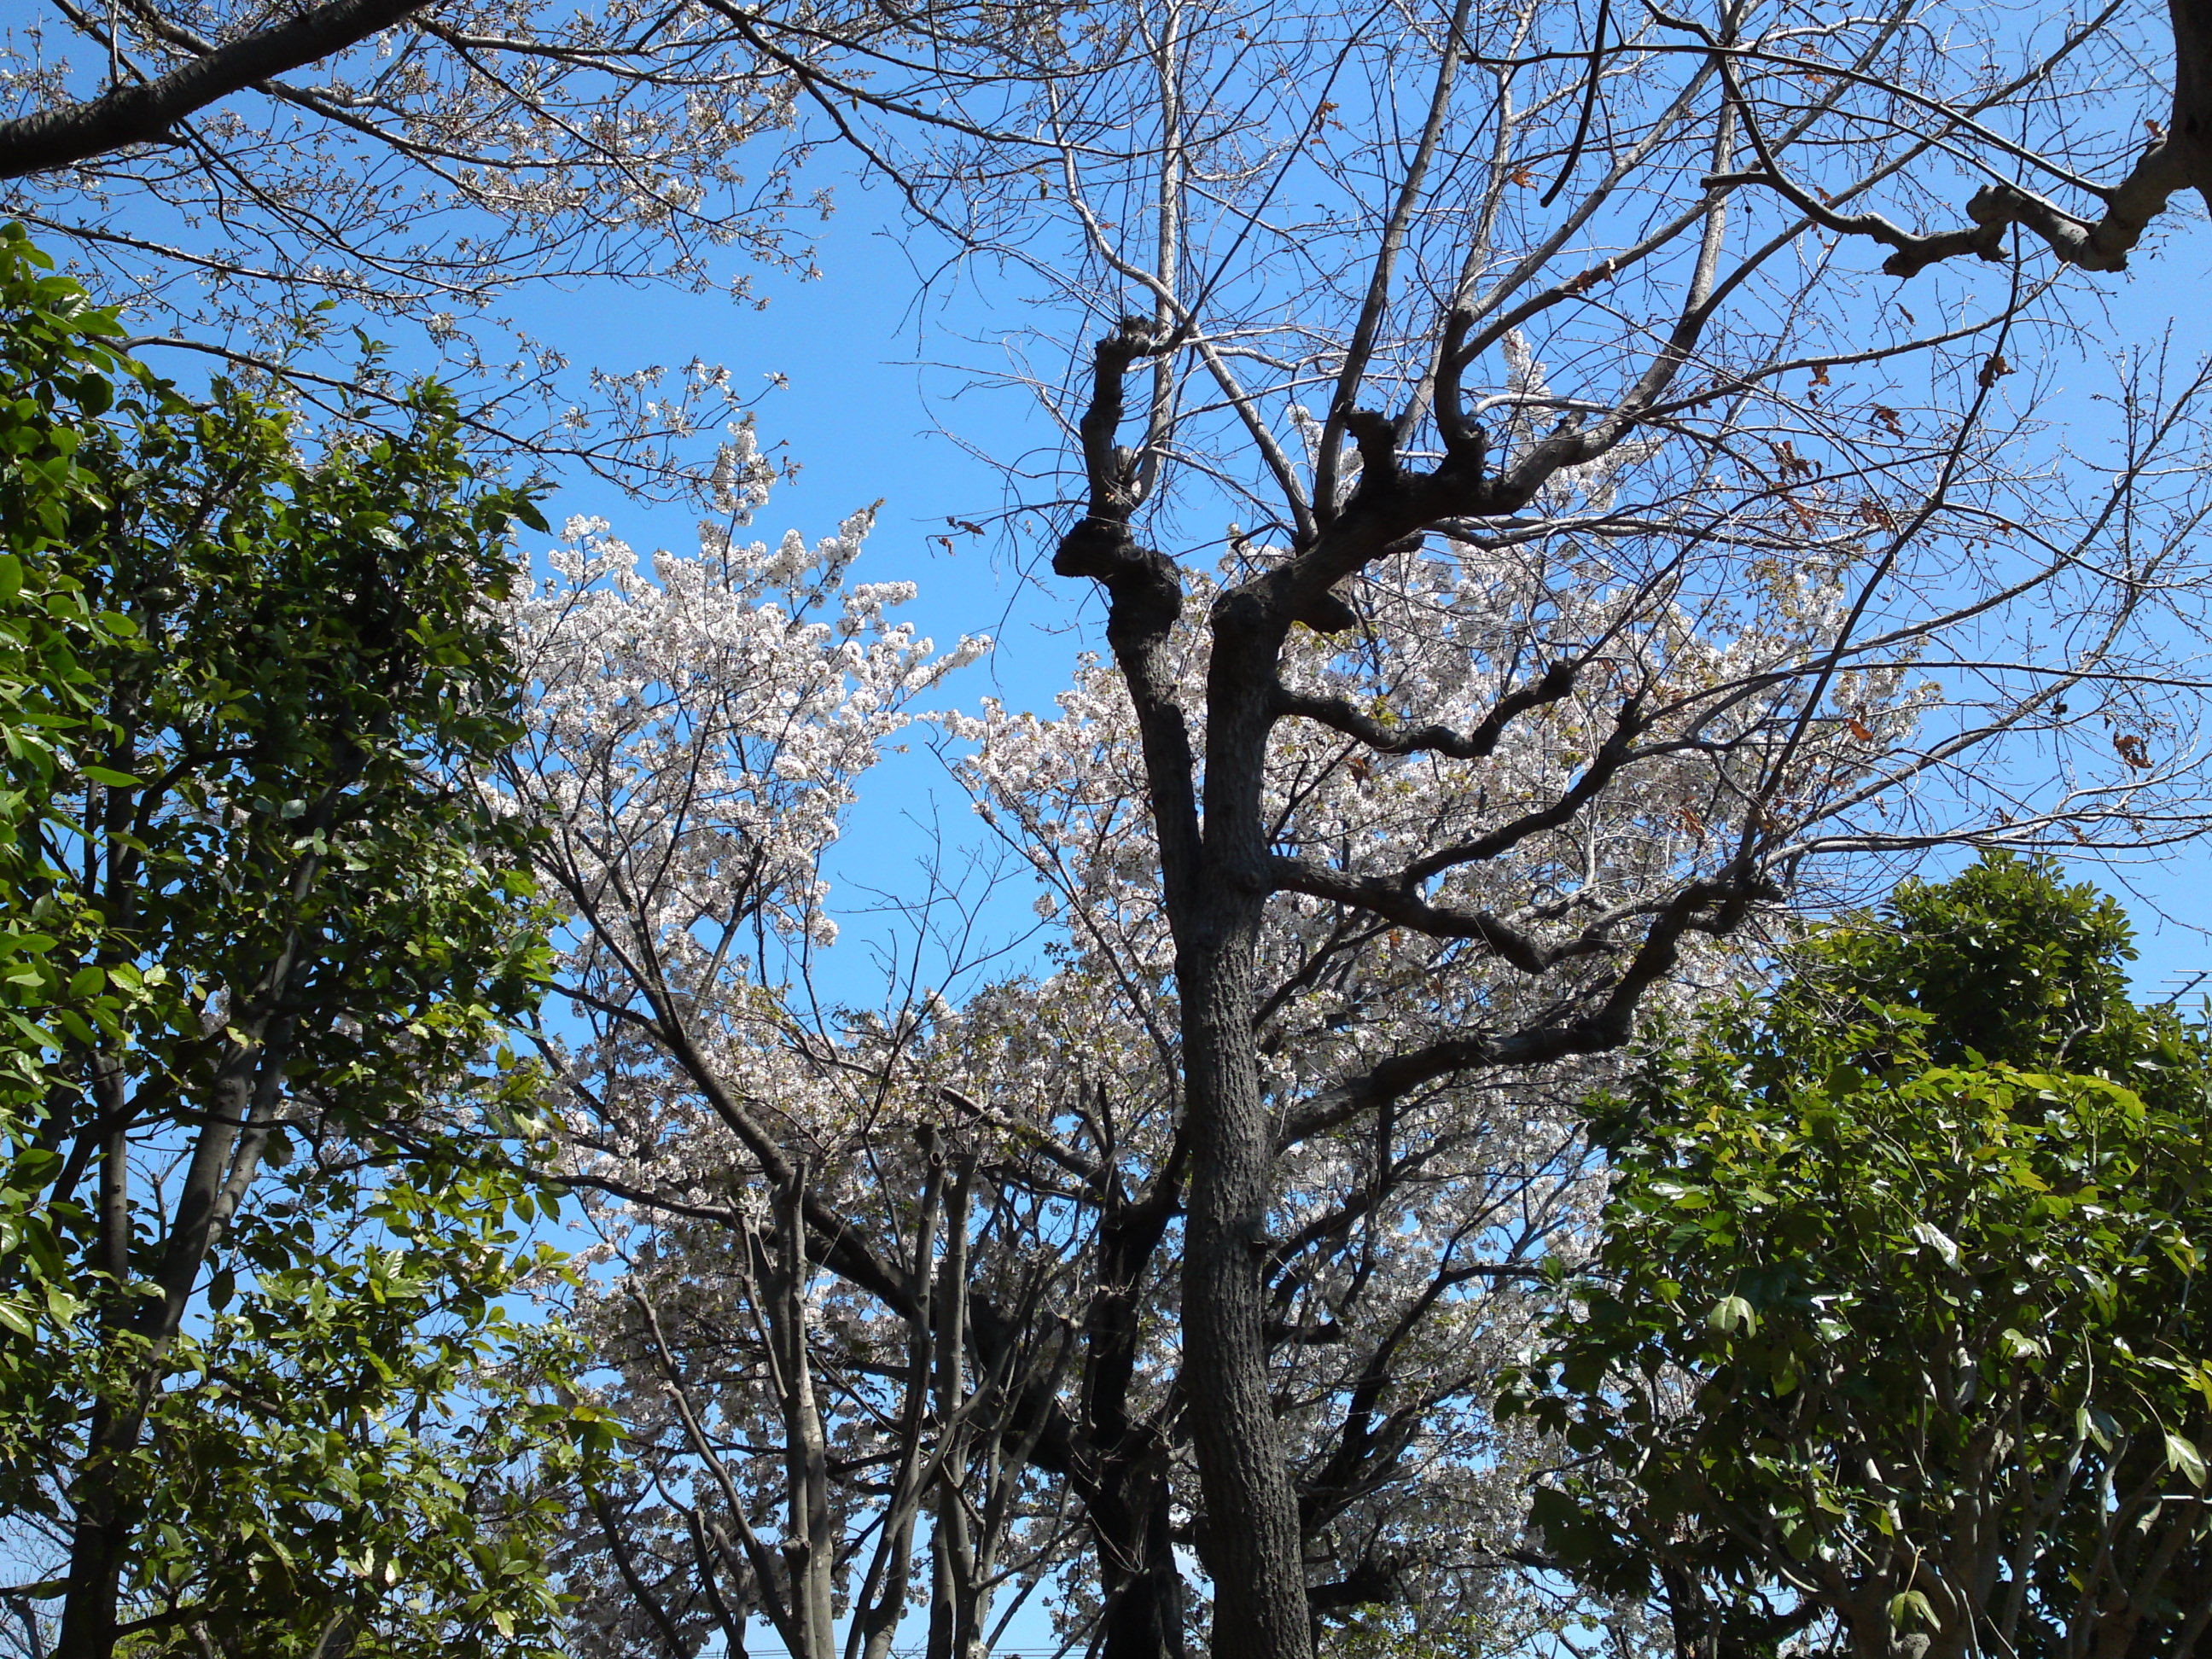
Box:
[503, 504, 987, 957]
[511, 420, 1930, 1652]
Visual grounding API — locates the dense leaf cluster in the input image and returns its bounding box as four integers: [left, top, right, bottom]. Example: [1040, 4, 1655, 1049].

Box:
[0, 224, 602, 1659]
[1510, 857, 2212, 1658]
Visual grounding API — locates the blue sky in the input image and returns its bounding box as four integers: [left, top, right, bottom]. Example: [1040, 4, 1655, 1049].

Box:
[244, 106, 2212, 1659]
[504, 175, 2212, 1014]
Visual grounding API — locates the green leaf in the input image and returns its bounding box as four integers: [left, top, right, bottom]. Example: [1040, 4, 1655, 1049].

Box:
[1910, 1220, 1961, 1267]
[2166, 1431, 2207, 1489]
[1888, 1590, 1937, 1632]
[1706, 1294, 1755, 1335]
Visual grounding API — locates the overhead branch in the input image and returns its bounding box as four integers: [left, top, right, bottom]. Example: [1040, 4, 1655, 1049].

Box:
[1721, 0, 2212, 276]
[0, 0, 434, 180]
[1272, 661, 1577, 762]
[1051, 320, 1185, 640]
[1888, 135, 2206, 277]
[1052, 319, 1203, 911]
[1272, 696, 1651, 898]
[1273, 874, 1772, 1150]
[1404, 705, 1650, 882]
[1267, 857, 1610, 975]
[1263, 148, 1736, 632]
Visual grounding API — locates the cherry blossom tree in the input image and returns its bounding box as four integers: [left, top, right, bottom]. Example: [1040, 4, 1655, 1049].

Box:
[493, 469, 1035, 1659]
[179, 1, 2200, 1652]
[500, 466, 1887, 1659]
[510, 231, 2212, 1659]
[0, 0, 1096, 494]
[509, 362, 2212, 1658]
[15, 3, 2212, 1657]
[490, 439, 1703, 1659]
[905, 0, 2212, 1653]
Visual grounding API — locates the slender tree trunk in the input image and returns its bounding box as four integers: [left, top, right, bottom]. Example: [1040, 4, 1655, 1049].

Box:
[59, 1113, 135, 1656]
[54, 1464, 125, 1659]
[929, 1163, 981, 1659]
[58, 1009, 294, 1659]
[856, 1153, 945, 1659]
[1086, 1116, 1189, 1659]
[772, 1167, 838, 1659]
[1660, 1562, 1722, 1659]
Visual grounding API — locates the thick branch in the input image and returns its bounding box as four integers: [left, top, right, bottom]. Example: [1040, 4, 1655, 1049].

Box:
[1269, 696, 1650, 905]
[1267, 857, 1605, 975]
[1272, 662, 1577, 760]
[1054, 322, 1203, 911]
[1404, 705, 1648, 883]
[643, 1005, 918, 1321]
[1273, 874, 1770, 1150]
[1266, 431, 1527, 631]
[0, 0, 434, 180]
[1886, 142, 2205, 278]
[1736, 0, 2212, 276]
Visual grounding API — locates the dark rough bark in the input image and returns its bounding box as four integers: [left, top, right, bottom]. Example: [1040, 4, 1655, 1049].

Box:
[1173, 585, 1313, 1659]
[966, 1193, 1188, 1659]
[1084, 1141, 1190, 1659]
[1094, 1486, 1186, 1659]
[1179, 917, 1310, 1659]
[928, 1166, 981, 1659]
[0, 0, 434, 181]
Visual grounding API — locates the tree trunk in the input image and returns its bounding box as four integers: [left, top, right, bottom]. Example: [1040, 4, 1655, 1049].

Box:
[1053, 329, 1315, 1659]
[771, 1167, 838, 1659]
[1085, 1115, 1189, 1659]
[929, 1163, 983, 1659]
[1178, 604, 1311, 1659]
[57, 1008, 294, 1659]
[1179, 924, 1311, 1659]
[1095, 1481, 1187, 1659]
[56, 1115, 135, 1659]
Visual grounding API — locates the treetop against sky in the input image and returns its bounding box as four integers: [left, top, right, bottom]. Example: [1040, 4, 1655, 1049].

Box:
[8, 3, 2212, 1656]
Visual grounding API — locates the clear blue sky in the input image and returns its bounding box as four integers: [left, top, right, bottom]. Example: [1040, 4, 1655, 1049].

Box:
[506, 176, 2212, 1012]
[486, 147, 2212, 1659]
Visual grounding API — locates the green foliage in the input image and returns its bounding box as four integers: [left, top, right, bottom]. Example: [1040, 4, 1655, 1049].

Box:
[0, 218, 150, 1499]
[0, 224, 599, 1656]
[1505, 856, 2212, 1658]
[1756, 850, 2168, 1079]
[113, 1166, 614, 1657]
